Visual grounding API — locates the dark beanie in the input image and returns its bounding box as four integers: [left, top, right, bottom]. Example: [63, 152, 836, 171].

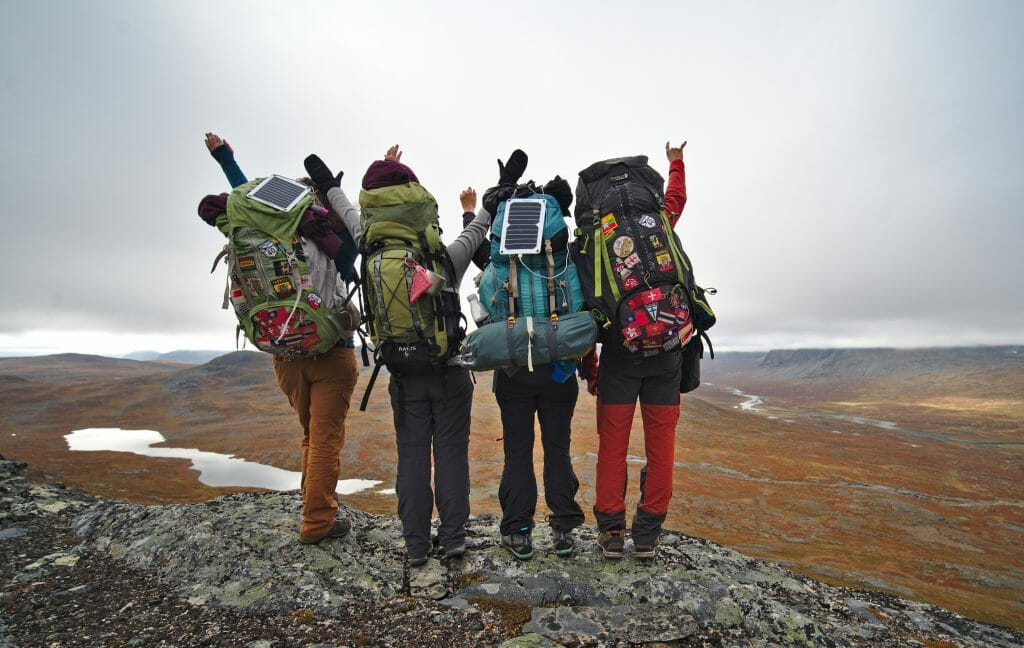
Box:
[361, 159, 420, 190]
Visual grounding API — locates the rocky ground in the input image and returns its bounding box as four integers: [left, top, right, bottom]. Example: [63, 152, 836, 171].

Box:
[2, 455, 1022, 647]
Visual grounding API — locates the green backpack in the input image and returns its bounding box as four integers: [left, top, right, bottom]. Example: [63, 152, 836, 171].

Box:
[215, 177, 357, 357]
[358, 182, 465, 380]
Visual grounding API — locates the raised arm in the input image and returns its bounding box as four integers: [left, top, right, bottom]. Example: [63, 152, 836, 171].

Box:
[304, 154, 362, 245]
[664, 140, 687, 227]
[205, 132, 248, 188]
[446, 188, 492, 286]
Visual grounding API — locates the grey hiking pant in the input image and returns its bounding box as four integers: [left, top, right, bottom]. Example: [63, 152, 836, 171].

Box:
[388, 367, 472, 558]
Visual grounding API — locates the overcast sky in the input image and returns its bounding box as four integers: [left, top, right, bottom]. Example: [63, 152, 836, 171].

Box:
[1, 0, 1021, 356]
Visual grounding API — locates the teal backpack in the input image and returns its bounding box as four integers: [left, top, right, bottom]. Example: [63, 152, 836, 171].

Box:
[461, 187, 597, 374]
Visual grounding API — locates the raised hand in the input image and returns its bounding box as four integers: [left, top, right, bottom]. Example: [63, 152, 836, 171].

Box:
[385, 144, 403, 162]
[303, 154, 344, 196]
[497, 149, 528, 186]
[460, 187, 477, 212]
[665, 140, 687, 162]
[204, 132, 232, 153]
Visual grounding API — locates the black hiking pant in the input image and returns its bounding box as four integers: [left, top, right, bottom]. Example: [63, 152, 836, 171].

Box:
[388, 367, 472, 558]
[495, 368, 585, 537]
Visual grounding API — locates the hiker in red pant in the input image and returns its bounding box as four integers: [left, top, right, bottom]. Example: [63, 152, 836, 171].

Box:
[579, 140, 688, 560]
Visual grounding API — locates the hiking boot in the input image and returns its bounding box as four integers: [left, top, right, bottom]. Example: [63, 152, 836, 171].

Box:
[444, 543, 466, 560]
[408, 554, 428, 567]
[597, 529, 625, 559]
[500, 527, 534, 561]
[634, 536, 660, 560]
[298, 519, 351, 545]
[553, 530, 574, 557]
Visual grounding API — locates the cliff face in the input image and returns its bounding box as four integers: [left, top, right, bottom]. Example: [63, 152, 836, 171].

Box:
[2, 456, 1021, 647]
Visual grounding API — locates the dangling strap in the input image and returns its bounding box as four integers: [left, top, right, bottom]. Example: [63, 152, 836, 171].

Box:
[210, 246, 229, 273]
[359, 361, 384, 412]
[700, 330, 715, 359]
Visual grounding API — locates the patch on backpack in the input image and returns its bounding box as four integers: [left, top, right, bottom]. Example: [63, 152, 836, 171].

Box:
[273, 260, 292, 276]
[238, 256, 256, 271]
[272, 277, 295, 298]
[600, 213, 618, 239]
[258, 240, 280, 258]
[307, 293, 322, 309]
[612, 236, 634, 257]
[639, 214, 657, 229]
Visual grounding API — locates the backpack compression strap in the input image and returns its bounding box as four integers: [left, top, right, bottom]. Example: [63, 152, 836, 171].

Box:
[544, 239, 558, 323]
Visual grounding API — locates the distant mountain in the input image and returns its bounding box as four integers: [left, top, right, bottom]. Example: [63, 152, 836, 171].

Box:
[122, 350, 231, 364]
[754, 345, 1023, 380]
[0, 353, 188, 383]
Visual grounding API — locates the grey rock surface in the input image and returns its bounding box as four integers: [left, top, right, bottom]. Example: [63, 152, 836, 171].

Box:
[3, 455, 1023, 647]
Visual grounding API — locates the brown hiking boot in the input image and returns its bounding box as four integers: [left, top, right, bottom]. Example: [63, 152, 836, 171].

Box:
[298, 519, 351, 545]
[634, 536, 660, 559]
[597, 529, 624, 559]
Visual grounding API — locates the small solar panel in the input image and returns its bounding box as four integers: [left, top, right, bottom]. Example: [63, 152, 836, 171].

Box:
[499, 198, 546, 255]
[247, 175, 310, 212]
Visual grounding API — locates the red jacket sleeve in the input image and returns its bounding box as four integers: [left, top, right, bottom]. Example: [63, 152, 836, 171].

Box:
[664, 158, 687, 227]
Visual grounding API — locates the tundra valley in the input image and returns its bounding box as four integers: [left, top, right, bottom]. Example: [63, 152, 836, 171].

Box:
[1, 346, 1021, 629]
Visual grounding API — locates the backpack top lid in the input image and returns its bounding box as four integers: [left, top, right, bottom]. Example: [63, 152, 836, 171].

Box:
[578, 155, 653, 183]
[574, 155, 666, 223]
[226, 176, 315, 242]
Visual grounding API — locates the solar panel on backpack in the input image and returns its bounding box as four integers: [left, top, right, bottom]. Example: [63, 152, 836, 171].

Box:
[247, 175, 310, 212]
[499, 198, 546, 255]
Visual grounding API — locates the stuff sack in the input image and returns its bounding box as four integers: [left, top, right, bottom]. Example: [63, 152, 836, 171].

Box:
[571, 155, 711, 358]
[464, 188, 596, 372]
[461, 311, 597, 372]
[358, 182, 465, 376]
[216, 176, 356, 358]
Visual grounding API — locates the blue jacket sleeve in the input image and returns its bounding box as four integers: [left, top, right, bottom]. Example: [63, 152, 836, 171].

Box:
[211, 145, 248, 188]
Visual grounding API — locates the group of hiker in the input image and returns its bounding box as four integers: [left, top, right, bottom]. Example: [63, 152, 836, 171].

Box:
[197, 133, 714, 565]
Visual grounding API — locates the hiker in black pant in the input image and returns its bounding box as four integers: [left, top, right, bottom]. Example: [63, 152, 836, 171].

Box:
[475, 151, 586, 559]
[305, 146, 490, 566]
[494, 368, 584, 558]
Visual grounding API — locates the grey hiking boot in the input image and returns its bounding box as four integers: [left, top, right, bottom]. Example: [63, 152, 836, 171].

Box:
[597, 529, 624, 559]
[444, 543, 466, 560]
[500, 527, 534, 561]
[553, 530, 574, 557]
[298, 519, 351, 545]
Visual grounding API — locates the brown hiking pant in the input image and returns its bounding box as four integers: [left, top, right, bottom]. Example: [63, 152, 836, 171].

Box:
[273, 345, 359, 541]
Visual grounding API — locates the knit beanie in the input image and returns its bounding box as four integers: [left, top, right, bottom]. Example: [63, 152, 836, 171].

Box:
[361, 159, 420, 190]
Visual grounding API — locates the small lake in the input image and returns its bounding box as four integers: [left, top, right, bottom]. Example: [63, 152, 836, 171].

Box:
[65, 428, 385, 493]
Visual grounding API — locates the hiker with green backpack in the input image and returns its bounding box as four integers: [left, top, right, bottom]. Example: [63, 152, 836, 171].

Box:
[573, 140, 713, 560]
[303, 145, 492, 566]
[198, 136, 362, 545]
[460, 150, 595, 560]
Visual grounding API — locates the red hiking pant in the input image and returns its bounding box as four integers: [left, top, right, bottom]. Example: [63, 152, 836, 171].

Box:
[594, 348, 681, 539]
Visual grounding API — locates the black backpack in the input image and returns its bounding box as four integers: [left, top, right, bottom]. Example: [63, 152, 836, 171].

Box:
[571, 156, 715, 382]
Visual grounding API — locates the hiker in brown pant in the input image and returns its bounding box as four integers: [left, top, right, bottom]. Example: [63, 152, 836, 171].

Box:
[274, 345, 360, 543]
[201, 133, 362, 545]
